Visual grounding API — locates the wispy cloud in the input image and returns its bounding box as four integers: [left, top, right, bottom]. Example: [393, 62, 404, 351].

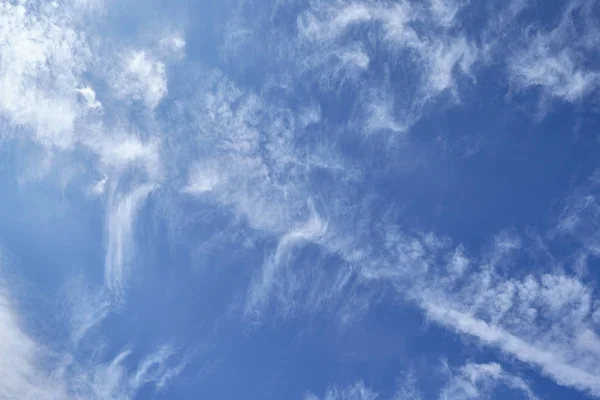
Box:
[245, 199, 328, 317]
[553, 170, 600, 260]
[306, 381, 378, 400]
[295, 0, 477, 130]
[110, 50, 168, 110]
[307, 361, 537, 400]
[356, 226, 600, 397]
[0, 280, 185, 400]
[105, 183, 157, 300]
[0, 1, 191, 399]
[0, 0, 91, 148]
[259, 170, 600, 397]
[61, 277, 111, 344]
[439, 361, 539, 400]
[507, 0, 600, 103]
[4, 0, 600, 399]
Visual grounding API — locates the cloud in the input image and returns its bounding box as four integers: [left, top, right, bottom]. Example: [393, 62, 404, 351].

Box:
[110, 50, 168, 110]
[158, 33, 186, 61]
[0, 0, 91, 148]
[509, 44, 599, 102]
[364, 91, 409, 135]
[439, 361, 539, 400]
[76, 86, 103, 111]
[0, 0, 171, 184]
[425, 36, 477, 96]
[507, 0, 600, 102]
[307, 361, 537, 400]
[337, 46, 370, 70]
[88, 175, 109, 196]
[355, 226, 600, 397]
[269, 176, 600, 398]
[0, 285, 57, 400]
[61, 277, 111, 344]
[553, 171, 600, 260]
[0, 1, 190, 399]
[4, 1, 600, 400]
[425, 301, 600, 396]
[84, 129, 162, 178]
[428, 0, 469, 28]
[0, 280, 184, 400]
[306, 381, 378, 400]
[245, 199, 328, 317]
[129, 345, 187, 392]
[173, 70, 365, 322]
[105, 183, 157, 300]
[296, 0, 477, 103]
[177, 71, 322, 234]
[107, 30, 187, 110]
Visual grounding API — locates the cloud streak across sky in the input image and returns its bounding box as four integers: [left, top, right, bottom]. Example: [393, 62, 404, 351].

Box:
[1, 0, 600, 399]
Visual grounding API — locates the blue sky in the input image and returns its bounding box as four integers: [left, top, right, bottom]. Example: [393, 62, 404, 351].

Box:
[1, 0, 600, 399]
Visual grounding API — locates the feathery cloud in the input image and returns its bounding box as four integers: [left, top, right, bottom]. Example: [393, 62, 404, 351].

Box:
[105, 183, 157, 300]
[507, 0, 600, 103]
[0, 280, 184, 400]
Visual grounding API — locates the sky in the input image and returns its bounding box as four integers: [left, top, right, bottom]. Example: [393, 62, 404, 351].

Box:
[1, 0, 600, 399]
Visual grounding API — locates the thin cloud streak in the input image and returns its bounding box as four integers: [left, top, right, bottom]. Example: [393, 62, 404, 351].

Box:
[105, 183, 157, 300]
[0, 280, 185, 400]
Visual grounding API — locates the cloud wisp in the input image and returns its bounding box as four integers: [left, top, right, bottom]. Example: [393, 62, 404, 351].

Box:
[0, 280, 185, 400]
[0, 2, 187, 398]
[306, 361, 538, 400]
[105, 182, 157, 300]
[507, 0, 600, 104]
[352, 224, 600, 397]
[3, 0, 600, 399]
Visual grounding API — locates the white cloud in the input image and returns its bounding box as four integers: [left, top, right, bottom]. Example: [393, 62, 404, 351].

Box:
[298, 0, 475, 89]
[246, 200, 328, 316]
[5, 1, 600, 400]
[129, 345, 186, 392]
[428, 0, 469, 27]
[297, 3, 374, 42]
[0, 0, 91, 148]
[309, 362, 537, 400]
[306, 381, 378, 400]
[183, 160, 222, 194]
[338, 46, 370, 70]
[174, 72, 360, 321]
[510, 45, 599, 102]
[425, 302, 600, 396]
[0, 0, 189, 398]
[61, 277, 111, 344]
[302, 208, 600, 398]
[76, 86, 103, 111]
[88, 175, 109, 196]
[507, 1, 600, 102]
[111, 50, 168, 110]
[179, 72, 310, 234]
[158, 34, 186, 61]
[439, 362, 539, 400]
[553, 171, 600, 259]
[360, 228, 600, 397]
[366, 94, 409, 135]
[0, 286, 58, 400]
[0, 281, 184, 400]
[109, 32, 187, 110]
[295, 0, 477, 132]
[425, 37, 477, 96]
[105, 183, 157, 300]
[0, 0, 165, 182]
[90, 133, 161, 177]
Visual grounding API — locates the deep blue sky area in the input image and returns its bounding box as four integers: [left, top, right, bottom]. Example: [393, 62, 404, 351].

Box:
[1, 0, 600, 399]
